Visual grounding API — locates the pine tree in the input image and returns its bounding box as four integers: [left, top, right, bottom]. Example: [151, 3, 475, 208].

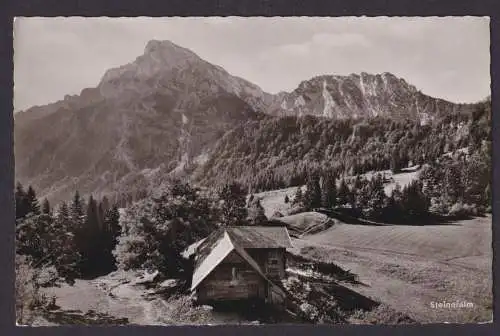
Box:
[41, 198, 51, 215]
[26, 186, 40, 216]
[70, 191, 85, 229]
[293, 187, 304, 206]
[337, 179, 350, 207]
[304, 172, 321, 210]
[401, 180, 429, 218]
[105, 205, 121, 239]
[79, 195, 101, 275]
[58, 202, 70, 222]
[97, 202, 105, 231]
[15, 182, 30, 220]
[444, 162, 463, 205]
[218, 182, 248, 226]
[101, 196, 110, 214]
[247, 198, 268, 226]
[390, 150, 402, 174]
[85, 196, 99, 231]
[284, 195, 290, 204]
[366, 174, 386, 218]
[355, 182, 371, 214]
[53, 201, 80, 282]
[321, 172, 337, 209]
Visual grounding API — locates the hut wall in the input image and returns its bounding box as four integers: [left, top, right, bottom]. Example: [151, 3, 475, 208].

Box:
[197, 250, 266, 302]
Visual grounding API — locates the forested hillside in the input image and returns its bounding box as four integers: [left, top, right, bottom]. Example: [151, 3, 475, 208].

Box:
[196, 99, 491, 193]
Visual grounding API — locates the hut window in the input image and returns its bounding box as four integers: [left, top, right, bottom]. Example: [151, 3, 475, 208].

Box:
[270, 259, 279, 265]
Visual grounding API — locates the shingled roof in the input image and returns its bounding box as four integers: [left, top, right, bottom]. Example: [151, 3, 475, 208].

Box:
[190, 226, 293, 291]
[225, 226, 293, 249]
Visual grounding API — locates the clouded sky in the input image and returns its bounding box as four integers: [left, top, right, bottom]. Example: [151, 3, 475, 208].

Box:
[14, 16, 490, 111]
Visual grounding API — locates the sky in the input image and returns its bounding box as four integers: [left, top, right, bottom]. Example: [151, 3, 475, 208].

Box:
[13, 16, 490, 112]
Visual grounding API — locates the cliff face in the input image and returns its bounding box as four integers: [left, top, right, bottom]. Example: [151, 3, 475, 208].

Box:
[270, 72, 470, 124]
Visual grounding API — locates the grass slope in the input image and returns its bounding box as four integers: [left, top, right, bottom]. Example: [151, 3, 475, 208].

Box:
[292, 215, 492, 323]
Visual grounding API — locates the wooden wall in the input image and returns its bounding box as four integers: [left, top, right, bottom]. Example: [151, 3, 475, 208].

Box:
[247, 248, 286, 280]
[197, 250, 266, 302]
[197, 248, 288, 303]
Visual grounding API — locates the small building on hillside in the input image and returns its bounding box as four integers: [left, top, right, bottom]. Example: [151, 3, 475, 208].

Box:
[189, 226, 293, 305]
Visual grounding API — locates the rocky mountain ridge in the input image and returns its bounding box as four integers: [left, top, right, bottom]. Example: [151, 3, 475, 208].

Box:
[14, 40, 476, 204]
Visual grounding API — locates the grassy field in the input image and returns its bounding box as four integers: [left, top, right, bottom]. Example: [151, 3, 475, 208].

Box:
[291, 215, 492, 323]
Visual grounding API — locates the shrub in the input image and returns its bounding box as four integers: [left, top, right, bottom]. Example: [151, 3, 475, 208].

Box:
[448, 202, 476, 218]
[15, 255, 52, 325]
[299, 303, 320, 322]
[349, 304, 414, 324]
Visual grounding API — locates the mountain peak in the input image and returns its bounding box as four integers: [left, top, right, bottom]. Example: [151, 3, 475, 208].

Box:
[143, 39, 198, 60]
[98, 40, 202, 97]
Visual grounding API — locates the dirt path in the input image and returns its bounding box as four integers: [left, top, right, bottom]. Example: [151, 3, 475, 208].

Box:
[43, 273, 169, 325]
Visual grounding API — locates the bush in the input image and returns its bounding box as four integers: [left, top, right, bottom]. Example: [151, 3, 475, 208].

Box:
[15, 255, 52, 325]
[429, 198, 449, 214]
[349, 304, 414, 324]
[299, 303, 320, 322]
[448, 202, 476, 218]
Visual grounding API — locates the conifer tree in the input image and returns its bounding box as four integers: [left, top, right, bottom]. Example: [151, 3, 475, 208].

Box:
[77, 195, 101, 275]
[101, 196, 110, 214]
[26, 186, 40, 216]
[337, 179, 350, 207]
[293, 187, 304, 206]
[105, 205, 121, 239]
[53, 201, 80, 282]
[366, 174, 386, 218]
[97, 202, 105, 231]
[70, 191, 85, 228]
[390, 150, 402, 174]
[218, 182, 248, 226]
[321, 172, 337, 209]
[247, 198, 267, 226]
[304, 172, 322, 210]
[15, 182, 30, 221]
[401, 180, 429, 218]
[41, 198, 51, 215]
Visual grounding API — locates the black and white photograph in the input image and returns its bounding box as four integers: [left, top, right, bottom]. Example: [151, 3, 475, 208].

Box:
[13, 16, 492, 326]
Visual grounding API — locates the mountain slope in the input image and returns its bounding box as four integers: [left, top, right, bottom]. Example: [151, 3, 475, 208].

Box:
[194, 100, 490, 192]
[14, 40, 268, 204]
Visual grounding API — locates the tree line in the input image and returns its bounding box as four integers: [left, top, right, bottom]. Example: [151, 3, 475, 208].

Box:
[15, 179, 268, 282]
[291, 138, 491, 223]
[15, 183, 121, 282]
